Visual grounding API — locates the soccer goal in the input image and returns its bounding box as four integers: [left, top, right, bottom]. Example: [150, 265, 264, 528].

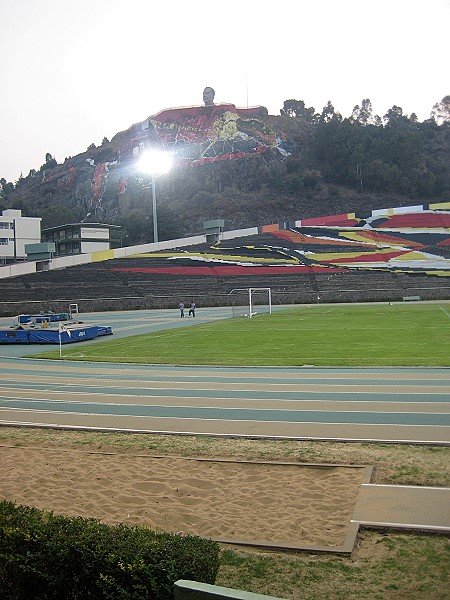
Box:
[228, 288, 272, 318]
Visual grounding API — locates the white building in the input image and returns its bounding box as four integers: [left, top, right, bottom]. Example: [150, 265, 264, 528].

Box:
[0, 209, 42, 263]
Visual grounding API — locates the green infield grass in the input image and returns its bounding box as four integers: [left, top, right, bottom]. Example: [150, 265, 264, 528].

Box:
[31, 302, 450, 366]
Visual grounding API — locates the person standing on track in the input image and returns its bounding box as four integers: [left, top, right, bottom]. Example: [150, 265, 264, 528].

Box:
[188, 301, 196, 317]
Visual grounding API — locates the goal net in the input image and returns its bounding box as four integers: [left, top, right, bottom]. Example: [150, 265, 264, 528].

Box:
[228, 288, 272, 318]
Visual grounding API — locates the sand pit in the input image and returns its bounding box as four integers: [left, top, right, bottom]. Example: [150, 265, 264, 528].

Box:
[0, 446, 369, 550]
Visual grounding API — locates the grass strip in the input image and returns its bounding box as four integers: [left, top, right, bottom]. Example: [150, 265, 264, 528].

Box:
[29, 304, 450, 366]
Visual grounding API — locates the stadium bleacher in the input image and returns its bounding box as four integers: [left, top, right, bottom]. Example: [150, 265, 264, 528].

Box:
[1, 205, 449, 316]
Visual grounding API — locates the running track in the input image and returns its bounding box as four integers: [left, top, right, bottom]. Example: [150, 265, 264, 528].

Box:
[0, 308, 449, 444]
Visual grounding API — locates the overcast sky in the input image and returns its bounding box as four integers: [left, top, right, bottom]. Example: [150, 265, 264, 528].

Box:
[1, 0, 448, 183]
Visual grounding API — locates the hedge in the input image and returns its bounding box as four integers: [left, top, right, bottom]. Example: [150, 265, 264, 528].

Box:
[0, 500, 220, 599]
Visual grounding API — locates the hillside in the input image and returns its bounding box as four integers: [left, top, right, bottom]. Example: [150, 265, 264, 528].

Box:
[1, 98, 449, 244]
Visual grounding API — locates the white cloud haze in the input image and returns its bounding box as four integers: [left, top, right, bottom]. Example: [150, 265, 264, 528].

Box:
[0, 0, 448, 182]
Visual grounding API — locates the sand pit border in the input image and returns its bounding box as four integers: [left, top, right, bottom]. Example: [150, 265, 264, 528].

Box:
[0, 444, 374, 555]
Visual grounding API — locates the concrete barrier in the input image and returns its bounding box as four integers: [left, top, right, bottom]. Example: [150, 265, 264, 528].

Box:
[174, 580, 285, 600]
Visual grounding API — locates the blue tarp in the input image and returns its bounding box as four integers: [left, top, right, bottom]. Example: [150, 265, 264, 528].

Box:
[27, 326, 99, 344]
[97, 325, 113, 336]
[0, 325, 101, 344]
[0, 330, 29, 343]
[18, 313, 69, 324]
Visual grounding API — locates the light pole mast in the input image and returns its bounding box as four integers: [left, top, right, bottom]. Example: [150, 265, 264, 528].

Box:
[151, 175, 158, 243]
[137, 150, 173, 244]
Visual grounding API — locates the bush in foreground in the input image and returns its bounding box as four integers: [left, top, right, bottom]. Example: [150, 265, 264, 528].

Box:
[0, 500, 219, 599]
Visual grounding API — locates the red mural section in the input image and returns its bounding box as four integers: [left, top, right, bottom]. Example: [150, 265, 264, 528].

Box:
[146, 103, 286, 166]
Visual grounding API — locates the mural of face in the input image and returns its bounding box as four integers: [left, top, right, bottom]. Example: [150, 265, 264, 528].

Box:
[203, 87, 215, 106]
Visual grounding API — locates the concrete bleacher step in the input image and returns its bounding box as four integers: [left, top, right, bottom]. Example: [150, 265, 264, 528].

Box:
[1, 231, 449, 315]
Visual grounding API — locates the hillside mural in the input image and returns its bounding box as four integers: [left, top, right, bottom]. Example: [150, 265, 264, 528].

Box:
[123, 97, 286, 167]
[84, 87, 285, 213]
[105, 203, 450, 277]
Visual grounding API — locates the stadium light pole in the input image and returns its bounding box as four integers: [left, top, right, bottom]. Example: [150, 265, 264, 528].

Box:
[137, 150, 173, 243]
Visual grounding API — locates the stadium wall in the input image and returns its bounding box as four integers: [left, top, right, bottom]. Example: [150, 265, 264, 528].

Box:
[0, 229, 258, 281]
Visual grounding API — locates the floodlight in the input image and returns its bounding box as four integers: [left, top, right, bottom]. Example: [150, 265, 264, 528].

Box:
[138, 149, 173, 175]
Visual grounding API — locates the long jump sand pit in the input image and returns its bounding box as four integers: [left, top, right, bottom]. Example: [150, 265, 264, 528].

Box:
[0, 446, 372, 552]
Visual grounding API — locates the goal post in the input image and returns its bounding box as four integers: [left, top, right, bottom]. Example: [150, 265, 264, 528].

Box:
[228, 288, 272, 318]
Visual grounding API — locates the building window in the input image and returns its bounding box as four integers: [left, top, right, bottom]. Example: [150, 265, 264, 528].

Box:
[0, 222, 12, 229]
[0, 238, 8, 245]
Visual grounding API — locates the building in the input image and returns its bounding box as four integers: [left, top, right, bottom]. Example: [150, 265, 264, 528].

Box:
[0, 209, 42, 264]
[41, 223, 122, 257]
[203, 219, 224, 243]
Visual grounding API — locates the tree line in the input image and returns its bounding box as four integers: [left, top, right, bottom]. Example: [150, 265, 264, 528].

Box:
[280, 96, 450, 199]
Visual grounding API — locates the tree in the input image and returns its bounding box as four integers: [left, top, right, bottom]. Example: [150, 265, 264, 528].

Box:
[416, 168, 437, 197]
[302, 169, 322, 189]
[383, 105, 413, 127]
[41, 204, 75, 228]
[0, 178, 15, 200]
[351, 99, 381, 126]
[431, 95, 450, 125]
[382, 126, 422, 176]
[39, 153, 57, 172]
[320, 101, 342, 124]
[116, 208, 149, 244]
[280, 99, 317, 123]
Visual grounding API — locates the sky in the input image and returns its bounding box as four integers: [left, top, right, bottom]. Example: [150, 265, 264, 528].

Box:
[1, 0, 448, 183]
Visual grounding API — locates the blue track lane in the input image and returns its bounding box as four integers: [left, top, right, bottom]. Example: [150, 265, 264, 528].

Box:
[1, 379, 450, 403]
[1, 397, 449, 426]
